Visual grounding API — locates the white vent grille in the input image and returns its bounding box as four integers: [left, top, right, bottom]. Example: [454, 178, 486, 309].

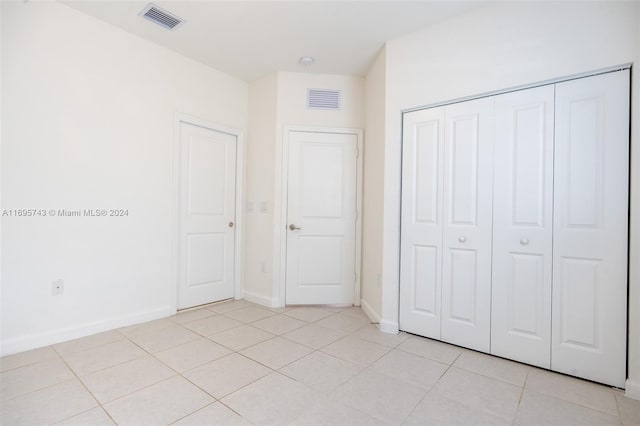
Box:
[307, 89, 341, 111]
[139, 3, 184, 30]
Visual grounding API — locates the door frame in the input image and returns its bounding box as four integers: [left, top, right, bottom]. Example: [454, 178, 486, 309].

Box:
[170, 113, 245, 314]
[275, 126, 364, 308]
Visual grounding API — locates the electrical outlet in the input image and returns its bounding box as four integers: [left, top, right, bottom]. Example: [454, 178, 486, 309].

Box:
[260, 201, 268, 213]
[52, 279, 64, 296]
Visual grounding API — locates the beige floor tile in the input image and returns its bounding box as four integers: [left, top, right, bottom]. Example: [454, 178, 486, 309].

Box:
[182, 315, 243, 337]
[453, 350, 529, 386]
[433, 367, 522, 421]
[251, 314, 306, 335]
[183, 353, 271, 399]
[352, 324, 409, 348]
[170, 307, 215, 324]
[155, 338, 231, 373]
[206, 299, 253, 313]
[283, 323, 347, 349]
[0, 346, 60, 372]
[615, 392, 640, 425]
[173, 402, 251, 425]
[1, 358, 75, 402]
[371, 349, 448, 390]
[221, 372, 318, 425]
[316, 314, 369, 333]
[119, 318, 174, 338]
[128, 325, 200, 353]
[209, 325, 274, 351]
[62, 339, 146, 376]
[291, 398, 387, 426]
[223, 306, 278, 323]
[80, 355, 175, 403]
[321, 336, 390, 366]
[526, 367, 618, 416]
[332, 369, 425, 424]
[54, 407, 115, 426]
[239, 336, 313, 369]
[516, 389, 619, 426]
[339, 307, 370, 320]
[0, 380, 97, 426]
[397, 335, 463, 364]
[53, 331, 125, 356]
[103, 376, 213, 426]
[403, 392, 511, 426]
[284, 307, 334, 323]
[280, 351, 362, 394]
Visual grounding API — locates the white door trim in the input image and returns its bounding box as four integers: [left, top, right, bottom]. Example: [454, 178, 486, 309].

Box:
[276, 126, 363, 308]
[170, 113, 245, 314]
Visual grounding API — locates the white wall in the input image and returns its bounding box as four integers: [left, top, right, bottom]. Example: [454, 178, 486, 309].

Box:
[244, 74, 278, 306]
[361, 48, 386, 321]
[378, 1, 640, 396]
[272, 72, 365, 306]
[1, 1, 248, 355]
[243, 72, 365, 306]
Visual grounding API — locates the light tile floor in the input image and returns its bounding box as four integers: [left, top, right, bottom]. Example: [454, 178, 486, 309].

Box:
[1, 299, 639, 425]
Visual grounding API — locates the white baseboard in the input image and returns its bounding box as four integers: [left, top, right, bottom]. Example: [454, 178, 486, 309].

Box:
[243, 290, 280, 308]
[0, 306, 171, 357]
[360, 299, 381, 324]
[379, 318, 399, 334]
[625, 379, 640, 400]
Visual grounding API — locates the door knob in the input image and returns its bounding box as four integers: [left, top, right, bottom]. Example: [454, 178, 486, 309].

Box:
[520, 238, 529, 245]
[228, 221, 234, 228]
[289, 224, 302, 231]
[458, 236, 466, 243]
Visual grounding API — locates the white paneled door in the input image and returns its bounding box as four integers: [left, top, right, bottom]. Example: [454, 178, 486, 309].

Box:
[552, 70, 629, 387]
[285, 130, 359, 305]
[440, 98, 494, 352]
[178, 121, 236, 309]
[400, 107, 445, 339]
[491, 85, 555, 368]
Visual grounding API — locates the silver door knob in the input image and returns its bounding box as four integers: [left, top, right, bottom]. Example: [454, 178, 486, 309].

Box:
[458, 236, 466, 243]
[289, 224, 301, 231]
[520, 238, 529, 245]
[228, 222, 234, 228]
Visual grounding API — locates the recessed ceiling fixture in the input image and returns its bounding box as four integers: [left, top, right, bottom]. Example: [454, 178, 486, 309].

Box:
[139, 3, 185, 31]
[299, 56, 315, 66]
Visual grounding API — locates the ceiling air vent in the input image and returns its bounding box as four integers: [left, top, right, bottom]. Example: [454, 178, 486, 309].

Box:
[307, 89, 341, 111]
[139, 3, 184, 31]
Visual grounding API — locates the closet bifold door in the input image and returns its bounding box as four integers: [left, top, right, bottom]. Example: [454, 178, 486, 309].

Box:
[440, 97, 494, 352]
[399, 107, 445, 339]
[552, 70, 629, 388]
[490, 85, 554, 368]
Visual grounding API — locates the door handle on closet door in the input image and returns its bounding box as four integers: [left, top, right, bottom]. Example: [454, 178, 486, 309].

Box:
[458, 236, 466, 243]
[289, 224, 302, 231]
[520, 238, 529, 245]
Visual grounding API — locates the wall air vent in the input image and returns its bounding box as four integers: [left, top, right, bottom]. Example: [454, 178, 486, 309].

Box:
[307, 89, 341, 111]
[139, 3, 184, 30]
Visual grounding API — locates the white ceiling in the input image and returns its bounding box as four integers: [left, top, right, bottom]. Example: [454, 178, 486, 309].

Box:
[62, 1, 484, 82]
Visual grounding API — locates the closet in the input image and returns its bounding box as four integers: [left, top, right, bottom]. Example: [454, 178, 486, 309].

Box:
[399, 69, 630, 388]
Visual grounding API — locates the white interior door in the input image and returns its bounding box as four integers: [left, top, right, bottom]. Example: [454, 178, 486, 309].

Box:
[178, 121, 236, 309]
[552, 70, 629, 387]
[400, 107, 445, 339]
[491, 85, 554, 368]
[440, 97, 494, 352]
[285, 130, 359, 305]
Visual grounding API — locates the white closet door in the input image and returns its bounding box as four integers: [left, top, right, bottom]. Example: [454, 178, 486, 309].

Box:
[552, 70, 629, 387]
[441, 98, 494, 352]
[400, 107, 445, 338]
[491, 86, 554, 368]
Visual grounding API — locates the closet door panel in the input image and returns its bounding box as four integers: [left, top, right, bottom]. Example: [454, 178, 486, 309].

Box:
[399, 107, 445, 338]
[491, 86, 554, 368]
[552, 70, 629, 388]
[441, 97, 493, 352]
